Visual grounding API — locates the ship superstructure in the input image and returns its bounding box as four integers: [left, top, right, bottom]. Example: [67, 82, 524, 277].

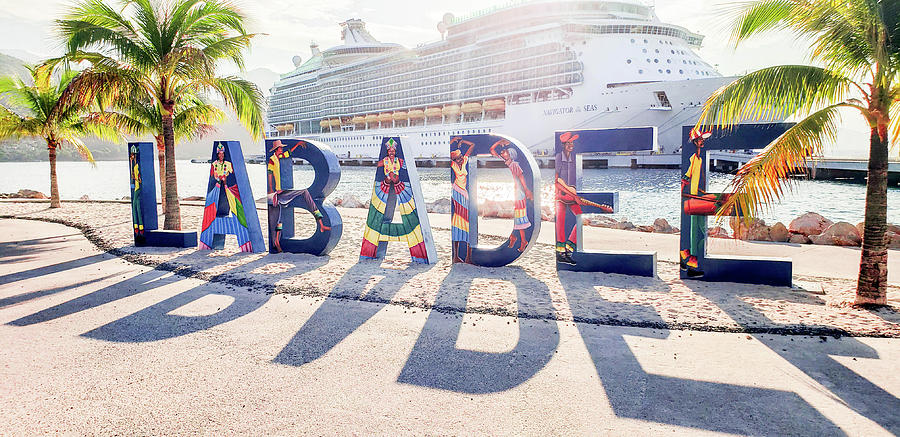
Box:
[267, 0, 732, 163]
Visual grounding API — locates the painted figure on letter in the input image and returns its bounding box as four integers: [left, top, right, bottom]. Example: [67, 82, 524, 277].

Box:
[490, 138, 534, 252]
[266, 139, 331, 253]
[129, 144, 144, 242]
[450, 137, 475, 263]
[555, 131, 613, 265]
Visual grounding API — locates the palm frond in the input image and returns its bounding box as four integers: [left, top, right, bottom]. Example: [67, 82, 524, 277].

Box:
[726, 0, 795, 46]
[698, 65, 860, 129]
[716, 103, 863, 220]
[192, 76, 263, 139]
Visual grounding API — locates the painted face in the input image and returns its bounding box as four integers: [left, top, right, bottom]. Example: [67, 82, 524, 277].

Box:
[564, 141, 575, 153]
[501, 149, 510, 161]
[694, 138, 705, 148]
[387, 147, 396, 158]
[217, 150, 225, 161]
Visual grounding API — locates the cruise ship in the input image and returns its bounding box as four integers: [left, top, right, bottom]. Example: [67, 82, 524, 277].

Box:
[266, 0, 735, 165]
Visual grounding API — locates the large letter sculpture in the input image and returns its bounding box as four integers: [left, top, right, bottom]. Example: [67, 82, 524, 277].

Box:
[554, 128, 657, 276]
[265, 138, 342, 255]
[679, 123, 793, 285]
[360, 137, 437, 264]
[199, 141, 265, 253]
[127, 142, 197, 247]
[450, 134, 541, 267]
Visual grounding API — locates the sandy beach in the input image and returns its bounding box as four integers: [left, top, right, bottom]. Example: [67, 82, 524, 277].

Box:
[2, 199, 898, 337]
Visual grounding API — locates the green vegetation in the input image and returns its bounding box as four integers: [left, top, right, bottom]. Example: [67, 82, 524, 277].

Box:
[700, 0, 900, 305]
[0, 66, 123, 207]
[50, 0, 264, 230]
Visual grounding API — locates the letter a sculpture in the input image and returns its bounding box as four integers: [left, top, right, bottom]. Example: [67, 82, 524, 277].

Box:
[360, 137, 437, 263]
[199, 141, 265, 253]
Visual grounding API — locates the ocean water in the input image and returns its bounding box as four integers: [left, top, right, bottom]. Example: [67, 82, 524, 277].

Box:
[1, 160, 897, 227]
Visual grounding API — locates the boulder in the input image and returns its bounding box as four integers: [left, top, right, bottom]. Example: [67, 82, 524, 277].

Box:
[340, 194, 366, 209]
[789, 212, 833, 237]
[887, 231, 900, 249]
[730, 217, 770, 241]
[590, 216, 619, 229]
[708, 226, 730, 239]
[789, 233, 811, 244]
[427, 198, 451, 214]
[769, 222, 790, 242]
[615, 220, 635, 231]
[636, 225, 655, 233]
[540, 205, 554, 222]
[120, 196, 131, 201]
[182, 195, 204, 201]
[652, 218, 675, 234]
[809, 222, 861, 246]
[79, 194, 90, 201]
[478, 200, 500, 218]
[16, 189, 47, 199]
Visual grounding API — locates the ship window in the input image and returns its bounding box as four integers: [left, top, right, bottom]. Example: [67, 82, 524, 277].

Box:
[642, 48, 647, 53]
[638, 69, 643, 74]
[626, 59, 632, 64]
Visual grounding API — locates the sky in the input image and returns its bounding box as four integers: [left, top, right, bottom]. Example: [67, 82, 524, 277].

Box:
[0, 0, 813, 74]
[0, 0, 873, 157]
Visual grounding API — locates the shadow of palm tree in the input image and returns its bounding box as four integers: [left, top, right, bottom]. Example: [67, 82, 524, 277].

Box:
[561, 278, 844, 436]
[683, 280, 899, 434]
[396, 264, 559, 394]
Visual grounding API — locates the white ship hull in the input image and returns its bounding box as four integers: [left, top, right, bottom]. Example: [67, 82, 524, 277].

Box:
[307, 76, 734, 166]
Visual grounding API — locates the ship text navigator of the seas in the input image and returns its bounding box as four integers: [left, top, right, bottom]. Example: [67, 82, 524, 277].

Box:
[266, 0, 735, 166]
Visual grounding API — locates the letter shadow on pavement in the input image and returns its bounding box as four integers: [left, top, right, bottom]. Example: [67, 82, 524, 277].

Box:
[396, 265, 560, 394]
[273, 260, 437, 366]
[80, 254, 326, 343]
[684, 280, 899, 434]
[561, 277, 844, 436]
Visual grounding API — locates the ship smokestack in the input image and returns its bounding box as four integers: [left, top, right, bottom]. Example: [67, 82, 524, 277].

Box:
[310, 41, 320, 56]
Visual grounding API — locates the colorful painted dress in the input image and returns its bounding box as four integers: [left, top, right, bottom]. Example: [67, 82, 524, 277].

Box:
[360, 156, 429, 263]
[200, 159, 252, 252]
[380, 156, 405, 194]
[450, 156, 470, 243]
[508, 160, 531, 230]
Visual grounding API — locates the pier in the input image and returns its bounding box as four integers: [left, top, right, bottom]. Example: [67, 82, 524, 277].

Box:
[709, 151, 900, 185]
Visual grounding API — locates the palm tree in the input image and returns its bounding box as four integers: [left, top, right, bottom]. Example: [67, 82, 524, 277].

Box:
[123, 92, 223, 209]
[0, 66, 121, 207]
[51, 0, 264, 230]
[699, 0, 899, 306]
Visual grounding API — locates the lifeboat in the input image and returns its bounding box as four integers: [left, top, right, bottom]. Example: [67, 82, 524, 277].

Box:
[461, 102, 483, 114]
[441, 104, 461, 116]
[483, 99, 506, 111]
[351, 116, 365, 125]
[378, 112, 393, 123]
[329, 119, 341, 128]
[408, 109, 425, 119]
[392, 111, 408, 120]
[424, 107, 442, 118]
[365, 114, 378, 124]
[319, 120, 330, 129]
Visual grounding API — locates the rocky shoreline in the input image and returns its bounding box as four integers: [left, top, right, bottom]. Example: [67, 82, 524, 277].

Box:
[1, 189, 888, 248]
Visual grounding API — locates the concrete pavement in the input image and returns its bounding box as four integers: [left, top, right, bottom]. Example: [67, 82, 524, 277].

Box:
[1, 218, 898, 435]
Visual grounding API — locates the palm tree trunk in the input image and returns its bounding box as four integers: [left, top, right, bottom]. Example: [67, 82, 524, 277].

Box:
[47, 140, 61, 208]
[161, 102, 181, 230]
[856, 122, 890, 305]
[156, 137, 166, 211]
